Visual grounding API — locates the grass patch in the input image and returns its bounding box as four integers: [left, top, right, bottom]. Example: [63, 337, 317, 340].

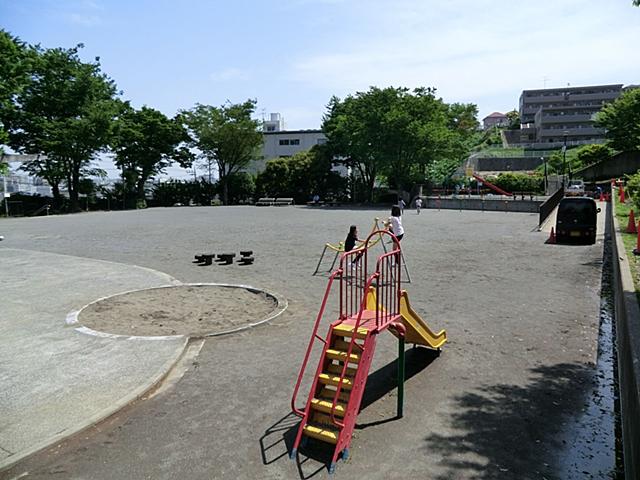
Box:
[614, 198, 640, 297]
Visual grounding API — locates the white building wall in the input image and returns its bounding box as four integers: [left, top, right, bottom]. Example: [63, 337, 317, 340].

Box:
[248, 129, 327, 174]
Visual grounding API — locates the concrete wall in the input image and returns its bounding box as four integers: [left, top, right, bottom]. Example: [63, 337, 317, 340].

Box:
[611, 196, 640, 480]
[476, 156, 543, 172]
[577, 151, 640, 182]
[423, 197, 541, 213]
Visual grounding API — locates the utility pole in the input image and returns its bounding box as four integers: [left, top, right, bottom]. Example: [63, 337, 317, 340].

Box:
[2, 174, 8, 217]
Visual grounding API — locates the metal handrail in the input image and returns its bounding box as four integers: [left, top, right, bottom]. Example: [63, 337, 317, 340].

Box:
[330, 229, 402, 427]
[291, 268, 342, 417]
[330, 271, 380, 428]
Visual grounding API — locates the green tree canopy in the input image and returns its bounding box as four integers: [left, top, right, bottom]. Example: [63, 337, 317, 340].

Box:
[574, 143, 614, 168]
[255, 147, 346, 203]
[596, 88, 640, 152]
[0, 30, 34, 150]
[322, 86, 477, 201]
[111, 105, 192, 206]
[181, 100, 262, 205]
[5, 43, 120, 211]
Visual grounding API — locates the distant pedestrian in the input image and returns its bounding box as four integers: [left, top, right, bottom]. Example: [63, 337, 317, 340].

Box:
[398, 198, 406, 214]
[415, 197, 422, 215]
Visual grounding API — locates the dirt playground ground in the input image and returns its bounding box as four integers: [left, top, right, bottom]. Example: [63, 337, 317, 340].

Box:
[0, 205, 608, 479]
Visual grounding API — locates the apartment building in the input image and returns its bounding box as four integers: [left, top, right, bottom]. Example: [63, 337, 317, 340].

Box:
[518, 84, 623, 147]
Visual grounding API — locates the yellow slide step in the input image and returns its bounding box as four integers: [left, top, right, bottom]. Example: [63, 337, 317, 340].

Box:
[303, 423, 339, 444]
[326, 363, 357, 378]
[318, 387, 350, 403]
[311, 398, 346, 416]
[326, 348, 360, 364]
[333, 323, 368, 340]
[318, 373, 353, 389]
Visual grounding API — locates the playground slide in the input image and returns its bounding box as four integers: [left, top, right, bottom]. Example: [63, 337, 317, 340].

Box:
[365, 288, 446, 349]
[396, 291, 447, 349]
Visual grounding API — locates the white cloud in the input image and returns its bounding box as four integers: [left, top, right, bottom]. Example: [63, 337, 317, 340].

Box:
[67, 12, 101, 26]
[289, 0, 640, 117]
[209, 68, 249, 82]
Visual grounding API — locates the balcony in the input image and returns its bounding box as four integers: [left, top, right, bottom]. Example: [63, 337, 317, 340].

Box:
[540, 114, 594, 124]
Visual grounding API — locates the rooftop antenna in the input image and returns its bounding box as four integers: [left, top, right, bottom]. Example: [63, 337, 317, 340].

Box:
[543, 76, 550, 88]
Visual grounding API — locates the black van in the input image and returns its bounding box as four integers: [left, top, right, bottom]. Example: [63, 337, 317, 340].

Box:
[555, 197, 600, 244]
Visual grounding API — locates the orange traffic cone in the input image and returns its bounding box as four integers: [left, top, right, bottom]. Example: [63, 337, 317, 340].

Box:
[620, 186, 626, 204]
[546, 227, 556, 244]
[627, 210, 637, 234]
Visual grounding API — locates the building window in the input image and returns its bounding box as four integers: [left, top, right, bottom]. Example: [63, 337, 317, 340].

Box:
[291, 139, 300, 145]
[266, 126, 275, 132]
[317, 138, 327, 145]
[279, 139, 290, 146]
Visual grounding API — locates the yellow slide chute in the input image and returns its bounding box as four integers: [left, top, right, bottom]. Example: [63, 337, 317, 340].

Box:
[366, 288, 447, 349]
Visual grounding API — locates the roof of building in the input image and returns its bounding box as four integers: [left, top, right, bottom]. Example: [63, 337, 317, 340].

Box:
[263, 129, 323, 135]
[520, 84, 623, 95]
[483, 112, 507, 120]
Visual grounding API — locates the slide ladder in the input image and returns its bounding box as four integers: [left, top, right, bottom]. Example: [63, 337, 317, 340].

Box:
[291, 230, 403, 473]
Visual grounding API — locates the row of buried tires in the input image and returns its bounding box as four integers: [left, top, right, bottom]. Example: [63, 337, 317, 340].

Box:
[194, 251, 254, 266]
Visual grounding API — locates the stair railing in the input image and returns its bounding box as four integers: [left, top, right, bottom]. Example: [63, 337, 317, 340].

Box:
[330, 271, 379, 428]
[291, 268, 343, 417]
[374, 249, 401, 330]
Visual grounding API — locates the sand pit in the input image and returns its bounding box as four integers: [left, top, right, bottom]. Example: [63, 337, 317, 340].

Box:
[78, 284, 281, 337]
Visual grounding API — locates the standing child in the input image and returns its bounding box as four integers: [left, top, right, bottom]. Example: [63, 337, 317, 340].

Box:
[398, 198, 406, 214]
[386, 206, 404, 241]
[415, 197, 422, 215]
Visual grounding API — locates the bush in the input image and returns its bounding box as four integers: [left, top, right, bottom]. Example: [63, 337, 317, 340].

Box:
[479, 173, 543, 194]
[625, 171, 640, 211]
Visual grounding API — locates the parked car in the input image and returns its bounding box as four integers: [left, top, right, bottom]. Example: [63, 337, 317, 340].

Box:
[555, 197, 600, 244]
[565, 180, 585, 196]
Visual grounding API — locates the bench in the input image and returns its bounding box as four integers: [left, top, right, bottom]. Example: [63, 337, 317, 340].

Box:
[274, 198, 294, 206]
[306, 201, 325, 206]
[256, 198, 275, 206]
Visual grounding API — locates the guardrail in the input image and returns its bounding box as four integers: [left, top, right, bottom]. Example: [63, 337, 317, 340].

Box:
[538, 187, 564, 227]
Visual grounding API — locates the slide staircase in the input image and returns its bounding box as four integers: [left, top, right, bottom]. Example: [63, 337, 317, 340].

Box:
[291, 230, 446, 473]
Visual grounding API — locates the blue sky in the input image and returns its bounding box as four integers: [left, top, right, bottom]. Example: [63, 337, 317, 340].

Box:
[2, 0, 639, 178]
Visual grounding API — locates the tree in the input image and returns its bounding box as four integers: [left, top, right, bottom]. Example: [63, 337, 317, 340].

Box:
[181, 100, 262, 205]
[256, 147, 347, 203]
[5, 43, 120, 211]
[323, 87, 477, 201]
[0, 30, 34, 149]
[505, 109, 520, 130]
[596, 88, 640, 152]
[574, 144, 613, 168]
[111, 105, 192, 207]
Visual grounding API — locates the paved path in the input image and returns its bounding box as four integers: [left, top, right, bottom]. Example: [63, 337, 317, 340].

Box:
[0, 248, 186, 471]
[0, 206, 611, 479]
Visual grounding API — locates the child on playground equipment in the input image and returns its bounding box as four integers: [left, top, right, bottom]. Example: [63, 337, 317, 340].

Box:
[385, 206, 404, 241]
[344, 225, 360, 253]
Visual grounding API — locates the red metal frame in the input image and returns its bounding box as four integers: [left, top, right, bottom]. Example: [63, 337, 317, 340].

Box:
[290, 230, 403, 468]
[291, 268, 342, 417]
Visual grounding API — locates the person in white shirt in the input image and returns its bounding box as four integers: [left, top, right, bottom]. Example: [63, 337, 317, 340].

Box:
[385, 205, 404, 241]
[397, 198, 406, 214]
[415, 197, 422, 215]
